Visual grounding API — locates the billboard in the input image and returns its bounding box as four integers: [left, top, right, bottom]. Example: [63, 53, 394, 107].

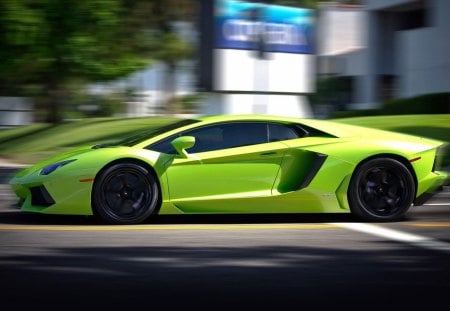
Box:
[198, 0, 315, 94]
[215, 0, 314, 54]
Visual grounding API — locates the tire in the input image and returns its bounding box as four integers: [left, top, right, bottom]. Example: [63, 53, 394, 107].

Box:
[348, 158, 415, 221]
[92, 162, 159, 224]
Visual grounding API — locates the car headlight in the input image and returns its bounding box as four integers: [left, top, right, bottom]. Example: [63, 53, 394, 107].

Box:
[40, 159, 77, 175]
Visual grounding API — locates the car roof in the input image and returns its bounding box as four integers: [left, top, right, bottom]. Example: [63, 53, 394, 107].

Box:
[194, 114, 306, 124]
[190, 114, 398, 140]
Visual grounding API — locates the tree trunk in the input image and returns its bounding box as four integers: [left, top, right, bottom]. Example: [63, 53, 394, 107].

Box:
[164, 61, 180, 115]
[44, 78, 64, 124]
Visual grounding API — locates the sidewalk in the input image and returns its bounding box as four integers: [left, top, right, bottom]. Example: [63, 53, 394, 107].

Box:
[0, 157, 27, 168]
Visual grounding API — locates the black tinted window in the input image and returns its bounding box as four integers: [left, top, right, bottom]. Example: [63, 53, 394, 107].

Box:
[148, 122, 269, 154]
[268, 124, 301, 142]
[147, 136, 176, 154]
[215, 122, 267, 150]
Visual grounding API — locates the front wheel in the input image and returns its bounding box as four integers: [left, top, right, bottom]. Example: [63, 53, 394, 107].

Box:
[92, 163, 159, 224]
[348, 158, 415, 221]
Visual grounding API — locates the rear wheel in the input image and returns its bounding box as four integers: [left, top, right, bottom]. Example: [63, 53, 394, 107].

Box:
[348, 158, 415, 221]
[93, 163, 159, 224]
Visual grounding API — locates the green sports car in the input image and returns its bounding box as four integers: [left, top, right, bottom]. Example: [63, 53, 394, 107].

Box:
[9, 114, 448, 224]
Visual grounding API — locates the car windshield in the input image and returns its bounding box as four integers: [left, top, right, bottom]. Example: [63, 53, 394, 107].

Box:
[93, 119, 200, 148]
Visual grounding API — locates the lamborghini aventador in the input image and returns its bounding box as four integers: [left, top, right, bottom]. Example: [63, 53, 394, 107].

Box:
[9, 115, 448, 224]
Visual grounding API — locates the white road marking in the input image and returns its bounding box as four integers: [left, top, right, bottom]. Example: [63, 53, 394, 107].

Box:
[424, 203, 450, 206]
[331, 222, 450, 255]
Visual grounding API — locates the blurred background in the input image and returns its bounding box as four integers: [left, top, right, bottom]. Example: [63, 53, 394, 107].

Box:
[0, 0, 449, 164]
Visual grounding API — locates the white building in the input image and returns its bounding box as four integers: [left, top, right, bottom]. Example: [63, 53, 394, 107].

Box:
[363, 0, 450, 104]
[318, 0, 450, 113]
[89, 59, 196, 117]
[0, 97, 33, 128]
[316, 2, 368, 112]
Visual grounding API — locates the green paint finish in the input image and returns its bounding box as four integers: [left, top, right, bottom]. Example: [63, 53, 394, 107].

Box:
[9, 114, 448, 221]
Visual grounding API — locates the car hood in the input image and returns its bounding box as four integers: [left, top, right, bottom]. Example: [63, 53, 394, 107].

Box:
[13, 145, 95, 178]
[12, 143, 165, 180]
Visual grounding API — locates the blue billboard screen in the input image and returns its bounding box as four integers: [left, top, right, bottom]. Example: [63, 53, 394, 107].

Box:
[215, 0, 315, 54]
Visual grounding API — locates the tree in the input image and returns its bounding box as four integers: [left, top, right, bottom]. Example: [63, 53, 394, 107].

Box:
[0, 0, 158, 123]
[1, 0, 319, 122]
[267, 0, 318, 8]
[146, 0, 195, 114]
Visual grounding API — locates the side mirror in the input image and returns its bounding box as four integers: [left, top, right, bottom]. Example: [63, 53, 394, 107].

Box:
[171, 136, 195, 158]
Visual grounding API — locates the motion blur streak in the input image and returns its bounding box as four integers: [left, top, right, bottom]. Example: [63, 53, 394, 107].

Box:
[0, 223, 338, 231]
[332, 222, 450, 255]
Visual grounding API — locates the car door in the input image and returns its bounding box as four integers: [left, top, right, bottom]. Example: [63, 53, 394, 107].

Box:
[163, 122, 289, 210]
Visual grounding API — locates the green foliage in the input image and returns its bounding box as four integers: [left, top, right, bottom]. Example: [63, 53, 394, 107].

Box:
[152, 32, 193, 64]
[0, 0, 151, 84]
[68, 93, 127, 118]
[383, 93, 450, 115]
[179, 93, 206, 113]
[330, 92, 450, 118]
[0, 0, 194, 123]
[331, 109, 380, 119]
[309, 76, 353, 112]
[270, 0, 318, 8]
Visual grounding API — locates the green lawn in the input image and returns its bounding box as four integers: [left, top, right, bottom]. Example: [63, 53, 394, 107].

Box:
[0, 116, 179, 164]
[1, 114, 449, 165]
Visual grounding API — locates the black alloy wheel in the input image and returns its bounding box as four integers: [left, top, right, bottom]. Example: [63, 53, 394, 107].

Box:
[348, 158, 415, 221]
[93, 162, 159, 224]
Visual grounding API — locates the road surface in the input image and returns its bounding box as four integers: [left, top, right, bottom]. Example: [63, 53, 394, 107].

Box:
[0, 168, 449, 309]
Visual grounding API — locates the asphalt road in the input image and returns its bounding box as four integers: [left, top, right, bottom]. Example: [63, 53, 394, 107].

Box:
[0, 167, 449, 310]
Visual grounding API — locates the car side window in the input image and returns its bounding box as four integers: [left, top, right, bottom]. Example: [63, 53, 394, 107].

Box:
[268, 123, 303, 142]
[226, 122, 268, 148]
[147, 122, 269, 154]
[147, 136, 177, 154]
[184, 126, 224, 153]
